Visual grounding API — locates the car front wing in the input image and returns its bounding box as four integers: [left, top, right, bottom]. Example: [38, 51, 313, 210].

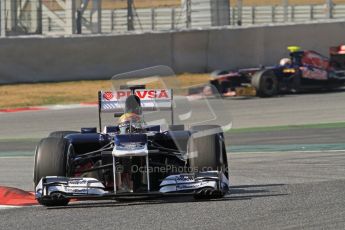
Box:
[35, 171, 230, 202]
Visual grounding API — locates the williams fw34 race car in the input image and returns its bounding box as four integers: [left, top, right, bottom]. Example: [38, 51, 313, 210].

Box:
[194, 45, 345, 98]
[34, 68, 230, 206]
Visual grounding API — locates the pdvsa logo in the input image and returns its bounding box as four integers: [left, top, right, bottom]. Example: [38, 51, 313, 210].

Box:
[103, 90, 170, 101]
[103, 92, 114, 101]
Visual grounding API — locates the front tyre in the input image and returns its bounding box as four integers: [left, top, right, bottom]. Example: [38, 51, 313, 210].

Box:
[34, 137, 71, 206]
[188, 125, 228, 199]
[188, 125, 228, 177]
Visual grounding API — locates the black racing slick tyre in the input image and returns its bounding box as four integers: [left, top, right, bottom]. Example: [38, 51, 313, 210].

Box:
[251, 70, 278, 97]
[188, 125, 228, 178]
[48, 131, 79, 139]
[34, 137, 70, 206]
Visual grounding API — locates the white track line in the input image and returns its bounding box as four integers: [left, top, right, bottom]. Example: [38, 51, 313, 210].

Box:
[0, 205, 22, 210]
[0, 156, 33, 159]
[0, 103, 97, 114]
[44, 104, 96, 110]
[230, 149, 345, 154]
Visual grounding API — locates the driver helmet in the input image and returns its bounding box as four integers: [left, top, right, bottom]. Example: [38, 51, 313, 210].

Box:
[125, 95, 142, 115]
[118, 95, 145, 133]
[118, 112, 144, 133]
[279, 58, 292, 66]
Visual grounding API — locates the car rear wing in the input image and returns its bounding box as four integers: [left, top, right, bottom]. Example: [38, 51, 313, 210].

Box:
[97, 89, 174, 131]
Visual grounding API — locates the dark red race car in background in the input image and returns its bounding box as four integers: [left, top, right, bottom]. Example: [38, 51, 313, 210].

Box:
[192, 45, 345, 97]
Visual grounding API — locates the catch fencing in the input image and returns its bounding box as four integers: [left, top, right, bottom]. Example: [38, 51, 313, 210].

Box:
[1, 0, 345, 36]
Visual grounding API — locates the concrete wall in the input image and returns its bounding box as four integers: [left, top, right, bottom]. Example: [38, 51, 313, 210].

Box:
[1, 20, 345, 84]
[0, 33, 173, 84]
[207, 22, 345, 71]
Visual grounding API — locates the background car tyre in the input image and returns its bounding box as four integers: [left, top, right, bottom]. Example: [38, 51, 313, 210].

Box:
[34, 137, 70, 206]
[251, 69, 278, 97]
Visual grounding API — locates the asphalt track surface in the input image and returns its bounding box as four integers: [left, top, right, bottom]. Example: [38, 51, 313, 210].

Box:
[0, 90, 345, 229]
[0, 151, 345, 230]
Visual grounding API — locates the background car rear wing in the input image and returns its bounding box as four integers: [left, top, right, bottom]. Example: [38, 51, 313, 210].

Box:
[98, 89, 174, 131]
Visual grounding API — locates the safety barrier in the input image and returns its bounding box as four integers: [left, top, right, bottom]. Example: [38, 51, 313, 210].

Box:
[1, 20, 345, 84]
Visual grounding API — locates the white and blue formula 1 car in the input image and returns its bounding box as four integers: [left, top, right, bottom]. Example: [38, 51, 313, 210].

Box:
[34, 84, 229, 206]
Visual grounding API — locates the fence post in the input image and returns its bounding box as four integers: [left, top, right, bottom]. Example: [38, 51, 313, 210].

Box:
[65, 0, 76, 34]
[76, 9, 82, 34]
[91, 0, 102, 33]
[283, 0, 288, 22]
[291, 5, 295, 22]
[251, 6, 255, 24]
[38, 0, 43, 34]
[171, 8, 175, 30]
[127, 0, 134, 31]
[151, 8, 155, 31]
[310, 5, 314, 20]
[186, 0, 191, 28]
[48, 17, 52, 32]
[0, 0, 5, 37]
[111, 10, 115, 31]
[31, 0, 42, 34]
[232, 7, 236, 25]
[237, 0, 242, 25]
[271, 5, 275, 23]
[6, 0, 17, 33]
[326, 0, 333, 18]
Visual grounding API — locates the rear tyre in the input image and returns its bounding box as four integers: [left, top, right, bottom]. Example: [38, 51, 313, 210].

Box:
[34, 137, 70, 206]
[48, 131, 79, 139]
[251, 70, 278, 97]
